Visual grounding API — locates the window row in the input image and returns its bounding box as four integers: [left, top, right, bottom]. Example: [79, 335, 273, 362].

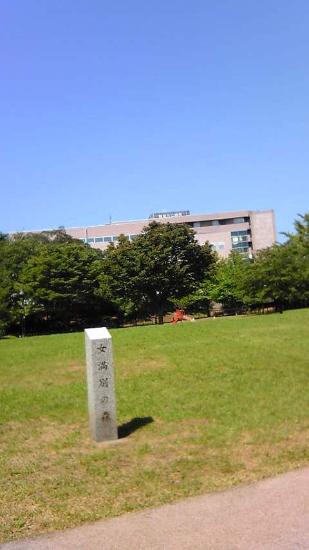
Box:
[80, 234, 139, 244]
[190, 216, 249, 228]
[230, 230, 250, 237]
[231, 235, 249, 244]
[233, 246, 250, 254]
[232, 241, 251, 249]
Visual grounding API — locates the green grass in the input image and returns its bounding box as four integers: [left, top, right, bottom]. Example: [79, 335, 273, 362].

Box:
[0, 310, 308, 542]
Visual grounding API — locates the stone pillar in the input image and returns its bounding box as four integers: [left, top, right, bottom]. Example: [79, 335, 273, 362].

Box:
[84, 327, 118, 442]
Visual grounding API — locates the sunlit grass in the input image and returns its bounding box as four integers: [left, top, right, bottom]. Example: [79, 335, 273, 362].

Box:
[0, 309, 308, 542]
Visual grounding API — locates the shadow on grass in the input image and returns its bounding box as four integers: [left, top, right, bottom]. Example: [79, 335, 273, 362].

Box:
[118, 416, 154, 439]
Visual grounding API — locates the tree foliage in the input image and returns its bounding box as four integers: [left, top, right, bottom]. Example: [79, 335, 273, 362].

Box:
[103, 222, 216, 322]
[19, 240, 112, 331]
[207, 252, 251, 310]
[0, 231, 113, 334]
[0, 214, 308, 336]
[244, 214, 309, 308]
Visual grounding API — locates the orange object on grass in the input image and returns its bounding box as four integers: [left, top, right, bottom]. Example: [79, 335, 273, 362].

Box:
[171, 309, 185, 323]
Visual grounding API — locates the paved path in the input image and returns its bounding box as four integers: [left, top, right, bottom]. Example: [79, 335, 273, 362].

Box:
[2, 468, 309, 550]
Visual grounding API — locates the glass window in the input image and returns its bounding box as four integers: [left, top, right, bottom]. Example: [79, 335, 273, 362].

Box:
[211, 220, 219, 225]
[112, 236, 118, 242]
[87, 238, 94, 243]
[104, 236, 112, 242]
[232, 242, 249, 249]
[95, 237, 103, 243]
[231, 230, 249, 237]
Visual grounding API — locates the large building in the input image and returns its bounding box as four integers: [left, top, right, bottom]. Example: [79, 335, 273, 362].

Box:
[65, 209, 276, 258]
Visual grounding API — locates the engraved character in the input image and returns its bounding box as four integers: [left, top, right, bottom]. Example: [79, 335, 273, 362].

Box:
[97, 361, 108, 370]
[100, 396, 108, 404]
[97, 344, 107, 352]
[99, 378, 108, 388]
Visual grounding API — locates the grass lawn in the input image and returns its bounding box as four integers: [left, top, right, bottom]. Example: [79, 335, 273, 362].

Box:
[0, 309, 308, 542]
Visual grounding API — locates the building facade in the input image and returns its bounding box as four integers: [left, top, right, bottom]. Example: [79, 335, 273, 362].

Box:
[65, 209, 276, 258]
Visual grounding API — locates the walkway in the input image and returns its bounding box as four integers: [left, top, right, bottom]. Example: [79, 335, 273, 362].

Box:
[2, 467, 308, 550]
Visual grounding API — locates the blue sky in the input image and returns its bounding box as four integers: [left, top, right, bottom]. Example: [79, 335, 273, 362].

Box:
[1, 1, 308, 238]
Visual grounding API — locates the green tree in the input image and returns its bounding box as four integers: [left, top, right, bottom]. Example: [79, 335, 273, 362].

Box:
[0, 231, 78, 334]
[0, 233, 46, 334]
[101, 234, 141, 320]
[0, 234, 10, 335]
[207, 251, 251, 311]
[283, 212, 309, 244]
[0, 231, 115, 335]
[19, 239, 112, 331]
[102, 222, 216, 323]
[244, 213, 309, 308]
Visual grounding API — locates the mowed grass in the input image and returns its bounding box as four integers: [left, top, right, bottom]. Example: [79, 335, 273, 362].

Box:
[0, 310, 308, 542]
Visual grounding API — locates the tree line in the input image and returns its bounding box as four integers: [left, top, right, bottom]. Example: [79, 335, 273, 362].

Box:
[0, 214, 308, 336]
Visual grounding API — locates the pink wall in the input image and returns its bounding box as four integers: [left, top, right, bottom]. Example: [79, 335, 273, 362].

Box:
[65, 210, 276, 257]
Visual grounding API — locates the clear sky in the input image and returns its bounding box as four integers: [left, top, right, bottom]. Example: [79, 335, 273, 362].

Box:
[1, 1, 308, 238]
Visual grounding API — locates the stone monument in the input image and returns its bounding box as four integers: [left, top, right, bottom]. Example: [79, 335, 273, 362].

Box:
[84, 327, 118, 442]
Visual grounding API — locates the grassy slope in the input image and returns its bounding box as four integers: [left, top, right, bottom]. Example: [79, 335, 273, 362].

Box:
[0, 310, 308, 541]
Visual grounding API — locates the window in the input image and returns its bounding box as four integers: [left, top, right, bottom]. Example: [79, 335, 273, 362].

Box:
[232, 241, 249, 249]
[235, 246, 249, 254]
[95, 237, 103, 243]
[231, 230, 249, 237]
[112, 236, 118, 242]
[104, 236, 112, 242]
[190, 216, 250, 228]
[231, 229, 251, 255]
[232, 235, 248, 244]
[221, 217, 249, 225]
[87, 238, 94, 243]
[219, 218, 234, 225]
[195, 217, 249, 227]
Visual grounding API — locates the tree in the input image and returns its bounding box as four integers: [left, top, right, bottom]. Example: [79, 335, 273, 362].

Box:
[18, 239, 113, 332]
[283, 213, 309, 244]
[102, 222, 216, 323]
[101, 234, 141, 320]
[0, 233, 45, 334]
[244, 213, 309, 309]
[0, 234, 10, 335]
[0, 231, 77, 334]
[207, 251, 251, 312]
[0, 231, 115, 335]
